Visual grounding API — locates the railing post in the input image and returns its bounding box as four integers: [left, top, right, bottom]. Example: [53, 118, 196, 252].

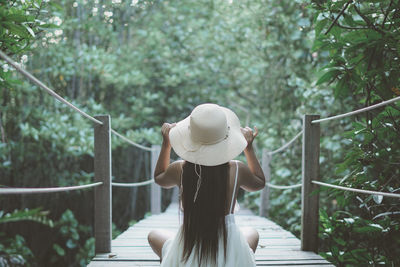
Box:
[94, 115, 112, 254]
[151, 145, 161, 214]
[301, 114, 320, 252]
[259, 150, 271, 217]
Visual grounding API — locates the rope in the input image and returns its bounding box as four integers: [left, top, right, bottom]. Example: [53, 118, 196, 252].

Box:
[111, 129, 153, 151]
[266, 182, 302, 189]
[0, 182, 103, 195]
[268, 130, 303, 155]
[0, 50, 154, 151]
[312, 96, 400, 124]
[312, 180, 400, 198]
[0, 50, 103, 125]
[112, 179, 154, 187]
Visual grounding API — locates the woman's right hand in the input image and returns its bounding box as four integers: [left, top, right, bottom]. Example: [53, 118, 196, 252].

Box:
[241, 126, 258, 148]
[161, 122, 176, 146]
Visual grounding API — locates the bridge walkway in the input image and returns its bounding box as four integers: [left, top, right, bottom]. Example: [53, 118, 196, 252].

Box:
[88, 203, 334, 266]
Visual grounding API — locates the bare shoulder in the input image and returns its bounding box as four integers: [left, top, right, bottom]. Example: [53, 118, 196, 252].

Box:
[167, 160, 184, 179]
[156, 160, 184, 188]
[229, 159, 250, 170]
[231, 160, 265, 192]
[229, 160, 251, 178]
[169, 160, 185, 169]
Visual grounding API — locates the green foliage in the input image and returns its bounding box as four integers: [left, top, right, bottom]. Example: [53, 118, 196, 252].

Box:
[1, 1, 96, 266]
[0, 208, 52, 266]
[48, 209, 94, 266]
[320, 209, 400, 265]
[311, 0, 400, 265]
[0, 234, 33, 266]
[0, 0, 56, 54]
[1, 0, 399, 266]
[0, 208, 53, 227]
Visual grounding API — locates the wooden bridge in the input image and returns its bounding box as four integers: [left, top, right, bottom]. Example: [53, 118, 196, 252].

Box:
[2, 51, 399, 267]
[88, 203, 334, 267]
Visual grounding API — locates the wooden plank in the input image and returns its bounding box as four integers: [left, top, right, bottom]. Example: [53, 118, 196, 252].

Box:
[93, 249, 326, 259]
[89, 263, 334, 267]
[94, 115, 112, 253]
[89, 203, 333, 266]
[301, 114, 320, 252]
[88, 261, 160, 267]
[112, 238, 300, 247]
[151, 145, 161, 214]
[259, 150, 271, 217]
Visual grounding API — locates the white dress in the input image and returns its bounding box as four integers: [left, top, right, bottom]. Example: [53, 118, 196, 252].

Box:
[160, 162, 256, 267]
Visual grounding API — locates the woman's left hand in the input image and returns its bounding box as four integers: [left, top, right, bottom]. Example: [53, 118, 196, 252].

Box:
[240, 126, 258, 147]
[161, 122, 176, 146]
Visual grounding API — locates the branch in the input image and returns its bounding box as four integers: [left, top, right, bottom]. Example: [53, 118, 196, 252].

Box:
[382, 0, 394, 29]
[325, 0, 353, 35]
[353, 4, 386, 35]
[335, 23, 369, 30]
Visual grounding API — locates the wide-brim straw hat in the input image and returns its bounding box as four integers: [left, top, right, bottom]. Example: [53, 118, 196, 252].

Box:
[169, 103, 247, 166]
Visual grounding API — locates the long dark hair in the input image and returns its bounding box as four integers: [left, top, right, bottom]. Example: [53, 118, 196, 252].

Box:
[180, 161, 229, 265]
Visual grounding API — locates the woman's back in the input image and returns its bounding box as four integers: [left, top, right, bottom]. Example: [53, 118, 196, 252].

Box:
[147, 103, 265, 267]
[161, 161, 255, 267]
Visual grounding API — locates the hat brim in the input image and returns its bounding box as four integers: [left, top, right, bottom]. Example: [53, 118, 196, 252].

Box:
[169, 106, 247, 166]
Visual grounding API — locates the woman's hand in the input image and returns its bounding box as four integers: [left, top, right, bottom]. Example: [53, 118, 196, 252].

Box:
[155, 122, 178, 186]
[241, 126, 258, 148]
[161, 122, 176, 146]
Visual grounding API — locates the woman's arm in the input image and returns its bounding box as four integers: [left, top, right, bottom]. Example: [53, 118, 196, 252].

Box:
[239, 126, 266, 191]
[154, 123, 181, 188]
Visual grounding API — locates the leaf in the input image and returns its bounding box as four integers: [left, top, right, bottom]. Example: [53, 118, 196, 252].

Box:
[316, 69, 340, 85]
[5, 14, 28, 23]
[53, 244, 65, 256]
[23, 25, 35, 37]
[66, 239, 77, 249]
[343, 218, 355, 224]
[372, 194, 383, 204]
[334, 77, 348, 98]
[333, 237, 346, 246]
[2, 22, 29, 38]
[315, 18, 328, 37]
[354, 224, 383, 233]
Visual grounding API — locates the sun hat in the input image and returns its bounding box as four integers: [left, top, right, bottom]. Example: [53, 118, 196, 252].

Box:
[169, 103, 247, 166]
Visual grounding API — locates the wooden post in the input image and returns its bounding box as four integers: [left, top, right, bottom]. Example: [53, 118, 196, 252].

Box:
[301, 114, 320, 252]
[151, 145, 161, 214]
[94, 115, 112, 254]
[259, 150, 271, 217]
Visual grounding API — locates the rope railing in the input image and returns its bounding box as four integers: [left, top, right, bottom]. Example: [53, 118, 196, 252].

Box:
[268, 130, 303, 155]
[0, 50, 103, 125]
[0, 50, 154, 152]
[312, 96, 400, 124]
[111, 129, 153, 151]
[266, 182, 302, 189]
[4, 48, 400, 254]
[311, 180, 400, 199]
[0, 182, 103, 195]
[112, 179, 154, 187]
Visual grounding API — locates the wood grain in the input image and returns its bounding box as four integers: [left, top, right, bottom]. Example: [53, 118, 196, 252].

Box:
[94, 115, 112, 253]
[301, 115, 320, 253]
[89, 203, 333, 266]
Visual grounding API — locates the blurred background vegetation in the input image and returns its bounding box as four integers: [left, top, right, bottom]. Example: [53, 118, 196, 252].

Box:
[0, 0, 399, 266]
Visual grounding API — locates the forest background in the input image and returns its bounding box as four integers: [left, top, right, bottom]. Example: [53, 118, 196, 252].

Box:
[0, 0, 399, 266]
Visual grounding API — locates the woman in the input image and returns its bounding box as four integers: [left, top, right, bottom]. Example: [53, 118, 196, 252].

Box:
[148, 103, 265, 267]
